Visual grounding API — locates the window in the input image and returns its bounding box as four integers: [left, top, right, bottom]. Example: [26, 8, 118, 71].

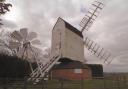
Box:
[74, 69, 82, 73]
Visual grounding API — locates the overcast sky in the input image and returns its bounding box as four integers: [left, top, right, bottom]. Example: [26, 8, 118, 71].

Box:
[1, 0, 128, 72]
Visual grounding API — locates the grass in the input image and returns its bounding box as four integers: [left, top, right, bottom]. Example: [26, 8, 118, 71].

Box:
[0, 79, 128, 89]
[45, 79, 128, 89]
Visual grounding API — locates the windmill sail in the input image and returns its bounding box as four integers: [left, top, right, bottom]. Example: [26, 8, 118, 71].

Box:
[9, 28, 41, 57]
[80, 1, 104, 32]
[84, 37, 113, 64]
[31, 39, 41, 45]
[11, 31, 23, 41]
[20, 28, 28, 40]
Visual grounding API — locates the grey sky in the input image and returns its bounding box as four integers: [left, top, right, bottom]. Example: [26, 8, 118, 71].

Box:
[1, 0, 128, 72]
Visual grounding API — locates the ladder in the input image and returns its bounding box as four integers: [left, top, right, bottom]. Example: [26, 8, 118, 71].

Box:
[28, 55, 60, 84]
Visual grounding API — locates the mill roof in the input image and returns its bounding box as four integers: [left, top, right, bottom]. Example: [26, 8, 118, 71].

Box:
[53, 17, 83, 38]
[52, 17, 83, 38]
[64, 20, 83, 38]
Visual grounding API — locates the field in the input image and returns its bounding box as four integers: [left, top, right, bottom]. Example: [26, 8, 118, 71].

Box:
[0, 77, 128, 89]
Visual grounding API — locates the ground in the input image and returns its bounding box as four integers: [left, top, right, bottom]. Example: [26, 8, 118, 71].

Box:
[0, 78, 128, 89]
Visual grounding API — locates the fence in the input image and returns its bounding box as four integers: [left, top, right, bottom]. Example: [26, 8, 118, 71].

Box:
[0, 76, 128, 89]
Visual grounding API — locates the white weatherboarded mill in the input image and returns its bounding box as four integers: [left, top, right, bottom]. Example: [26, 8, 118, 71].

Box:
[51, 17, 85, 62]
[28, 1, 113, 83]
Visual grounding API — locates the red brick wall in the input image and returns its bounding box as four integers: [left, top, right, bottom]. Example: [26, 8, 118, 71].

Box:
[50, 68, 92, 80]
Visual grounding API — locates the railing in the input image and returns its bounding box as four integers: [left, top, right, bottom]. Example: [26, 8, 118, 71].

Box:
[0, 75, 128, 89]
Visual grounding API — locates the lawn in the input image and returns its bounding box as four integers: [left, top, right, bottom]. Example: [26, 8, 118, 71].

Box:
[27, 79, 128, 89]
[0, 79, 128, 89]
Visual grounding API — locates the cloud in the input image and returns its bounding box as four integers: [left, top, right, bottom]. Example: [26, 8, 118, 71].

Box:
[82, 0, 128, 72]
[2, 0, 128, 72]
[6, 0, 90, 48]
[1, 19, 17, 29]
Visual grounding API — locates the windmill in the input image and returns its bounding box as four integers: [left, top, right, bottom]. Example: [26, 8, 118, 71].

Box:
[8, 28, 42, 73]
[50, 0, 113, 65]
[9, 28, 42, 61]
[28, 0, 114, 84]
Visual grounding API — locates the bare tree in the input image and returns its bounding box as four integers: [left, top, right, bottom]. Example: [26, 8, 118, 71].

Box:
[0, 0, 12, 15]
[0, 0, 12, 26]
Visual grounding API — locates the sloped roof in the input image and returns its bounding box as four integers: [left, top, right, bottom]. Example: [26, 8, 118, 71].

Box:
[64, 19, 83, 38]
[52, 17, 83, 38]
[52, 58, 89, 69]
